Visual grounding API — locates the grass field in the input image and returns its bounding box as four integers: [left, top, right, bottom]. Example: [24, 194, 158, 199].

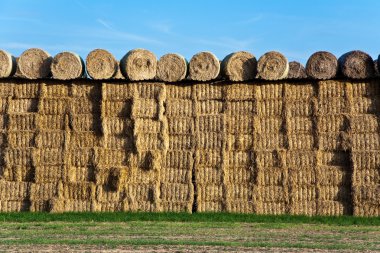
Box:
[0, 213, 379, 252]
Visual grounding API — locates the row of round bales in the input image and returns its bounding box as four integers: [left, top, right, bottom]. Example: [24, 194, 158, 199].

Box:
[0, 48, 379, 81]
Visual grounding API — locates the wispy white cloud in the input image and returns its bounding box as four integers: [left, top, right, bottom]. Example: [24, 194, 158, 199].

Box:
[96, 18, 163, 45]
[149, 21, 172, 34]
[235, 14, 264, 25]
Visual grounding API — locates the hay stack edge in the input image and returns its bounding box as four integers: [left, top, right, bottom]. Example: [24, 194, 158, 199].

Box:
[0, 47, 379, 216]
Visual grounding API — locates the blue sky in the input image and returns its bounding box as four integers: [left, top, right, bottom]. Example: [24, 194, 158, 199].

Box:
[0, 0, 379, 64]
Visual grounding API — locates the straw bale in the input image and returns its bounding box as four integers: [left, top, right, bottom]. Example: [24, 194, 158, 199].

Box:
[227, 201, 254, 213]
[227, 114, 254, 134]
[38, 98, 69, 115]
[51, 52, 84, 80]
[289, 185, 317, 201]
[161, 167, 191, 184]
[284, 83, 314, 100]
[0, 83, 14, 97]
[120, 49, 157, 81]
[160, 183, 193, 201]
[70, 132, 101, 148]
[350, 114, 378, 133]
[93, 201, 122, 212]
[39, 115, 66, 130]
[161, 201, 193, 213]
[0, 200, 30, 212]
[102, 100, 132, 117]
[228, 184, 253, 201]
[96, 185, 122, 202]
[252, 133, 285, 150]
[5, 148, 34, 166]
[72, 98, 101, 114]
[287, 61, 307, 79]
[104, 135, 134, 150]
[102, 117, 133, 135]
[226, 167, 253, 184]
[197, 184, 224, 202]
[165, 99, 193, 117]
[289, 201, 316, 216]
[286, 117, 313, 133]
[197, 201, 224, 212]
[287, 134, 314, 150]
[168, 135, 193, 150]
[165, 85, 192, 99]
[256, 100, 283, 116]
[318, 186, 351, 201]
[189, 52, 220, 81]
[195, 166, 223, 185]
[67, 166, 95, 183]
[198, 115, 223, 132]
[131, 98, 158, 119]
[351, 151, 380, 169]
[9, 98, 38, 113]
[86, 49, 118, 80]
[195, 83, 224, 100]
[92, 149, 129, 167]
[30, 200, 51, 212]
[0, 180, 29, 200]
[7, 131, 35, 148]
[350, 96, 380, 114]
[351, 133, 380, 150]
[225, 150, 252, 166]
[164, 151, 193, 168]
[350, 80, 380, 97]
[257, 51, 288, 80]
[59, 182, 95, 200]
[196, 100, 224, 115]
[222, 51, 257, 81]
[305, 51, 338, 80]
[156, 53, 187, 82]
[0, 50, 16, 78]
[61, 199, 93, 212]
[352, 185, 380, 203]
[102, 83, 134, 101]
[34, 166, 64, 183]
[8, 113, 37, 130]
[125, 183, 159, 203]
[317, 200, 351, 216]
[135, 134, 162, 151]
[339, 50, 375, 79]
[29, 183, 58, 201]
[167, 118, 194, 135]
[317, 115, 347, 132]
[18, 48, 52, 79]
[318, 132, 348, 151]
[289, 169, 316, 185]
[353, 203, 380, 216]
[225, 84, 255, 100]
[260, 202, 286, 215]
[1, 165, 34, 182]
[197, 132, 224, 150]
[353, 168, 380, 185]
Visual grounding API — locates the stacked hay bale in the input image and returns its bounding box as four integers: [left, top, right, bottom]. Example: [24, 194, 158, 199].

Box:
[252, 83, 287, 214]
[194, 84, 228, 212]
[162, 85, 194, 212]
[98, 82, 135, 211]
[316, 80, 352, 215]
[128, 83, 167, 212]
[0, 82, 33, 211]
[30, 83, 66, 211]
[350, 80, 380, 216]
[284, 83, 317, 215]
[224, 84, 256, 213]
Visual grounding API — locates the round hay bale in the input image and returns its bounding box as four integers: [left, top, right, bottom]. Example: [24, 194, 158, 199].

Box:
[189, 51, 220, 81]
[51, 52, 84, 80]
[0, 50, 16, 78]
[120, 49, 157, 81]
[256, 51, 288, 80]
[287, 61, 307, 79]
[338, 50, 375, 79]
[305, 51, 338, 80]
[222, 51, 257, 81]
[18, 48, 52, 79]
[86, 49, 117, 80]
[156, 53, 187, 82]
[374, 59, 380, 77]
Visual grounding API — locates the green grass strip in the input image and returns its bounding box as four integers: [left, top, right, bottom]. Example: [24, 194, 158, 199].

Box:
[0, 212, 379, 226]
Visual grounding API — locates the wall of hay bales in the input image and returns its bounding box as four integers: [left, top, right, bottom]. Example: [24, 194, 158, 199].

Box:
[0, 79, 379, 216]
